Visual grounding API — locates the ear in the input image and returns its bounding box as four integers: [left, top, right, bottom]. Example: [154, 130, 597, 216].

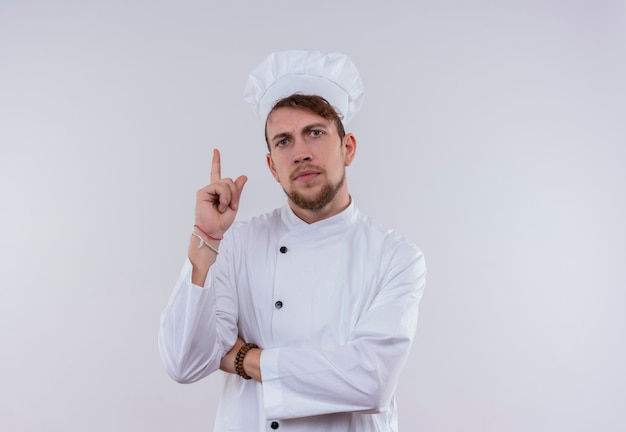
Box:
[342, 133, 357, 167]
[266, 153, 280, 182]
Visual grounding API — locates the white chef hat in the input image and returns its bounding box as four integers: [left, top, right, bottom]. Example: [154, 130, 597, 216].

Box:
[244, 49, 365, 125]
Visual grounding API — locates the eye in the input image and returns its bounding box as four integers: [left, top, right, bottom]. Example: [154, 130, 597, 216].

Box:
[310, 130, 324, 137]
[276, 138, 289, 147]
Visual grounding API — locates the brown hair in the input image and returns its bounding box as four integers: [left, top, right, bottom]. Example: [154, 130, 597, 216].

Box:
[264, 94, 346, 149]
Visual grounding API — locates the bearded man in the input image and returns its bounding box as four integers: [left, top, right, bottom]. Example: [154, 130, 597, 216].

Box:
[159, 49, 426, 432]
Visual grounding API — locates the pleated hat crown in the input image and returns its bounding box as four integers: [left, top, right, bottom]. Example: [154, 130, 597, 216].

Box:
[244, 49, 365, 125]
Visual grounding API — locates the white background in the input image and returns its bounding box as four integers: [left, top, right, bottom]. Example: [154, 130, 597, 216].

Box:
[1, 0, 624, 431]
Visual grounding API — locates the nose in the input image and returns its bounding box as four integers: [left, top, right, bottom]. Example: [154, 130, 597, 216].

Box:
[293, 137, 312, 164]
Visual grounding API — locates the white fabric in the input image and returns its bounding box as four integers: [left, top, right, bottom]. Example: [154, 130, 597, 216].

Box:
[244, 49, 365, 124]
[159, 202, 426, 431]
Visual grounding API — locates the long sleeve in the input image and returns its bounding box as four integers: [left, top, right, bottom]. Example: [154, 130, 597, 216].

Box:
[158, 254, 239, 383]
[260, 240, 426, 419]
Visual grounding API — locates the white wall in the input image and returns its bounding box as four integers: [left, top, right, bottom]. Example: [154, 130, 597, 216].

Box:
[1, 0, 624, 431]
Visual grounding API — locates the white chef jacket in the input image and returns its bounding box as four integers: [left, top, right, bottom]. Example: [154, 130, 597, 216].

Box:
[159, 202, 426, 432]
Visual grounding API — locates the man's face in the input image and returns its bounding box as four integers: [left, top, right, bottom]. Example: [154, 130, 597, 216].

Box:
[265, 107, 356, 213]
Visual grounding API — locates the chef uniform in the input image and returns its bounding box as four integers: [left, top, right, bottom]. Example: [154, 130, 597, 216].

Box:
[159, 50, 426, 432]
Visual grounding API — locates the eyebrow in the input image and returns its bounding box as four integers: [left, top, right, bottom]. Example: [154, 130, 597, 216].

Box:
[270, 122, 329, 143]
[270, 131, 292, 144]
[302, 122, 328, 133]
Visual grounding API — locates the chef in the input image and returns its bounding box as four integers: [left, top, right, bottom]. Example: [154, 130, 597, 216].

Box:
[159, 49, 426, 431]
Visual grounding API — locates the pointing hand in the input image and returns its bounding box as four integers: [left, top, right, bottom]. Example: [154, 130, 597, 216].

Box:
[194, 149, 247, 239]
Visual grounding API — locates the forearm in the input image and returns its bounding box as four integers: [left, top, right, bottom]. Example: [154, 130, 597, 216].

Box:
[243, 348, 262, 381]
[188, 232, 221, 286]
[260, 335, 414, 419]
[220, 335, 411, 417]
[220, 336, 263, 382]
[159, 259, 238, 383]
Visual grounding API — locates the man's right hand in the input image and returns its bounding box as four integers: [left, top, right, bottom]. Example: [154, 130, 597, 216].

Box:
[189, 149, 247, 286]
[195, 149, 248, 238]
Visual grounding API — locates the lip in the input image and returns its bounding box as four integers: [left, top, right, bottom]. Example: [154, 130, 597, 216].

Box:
[293, 169, 320, 181]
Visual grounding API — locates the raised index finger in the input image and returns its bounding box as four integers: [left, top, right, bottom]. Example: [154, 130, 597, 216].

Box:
[210, 148, 221, 183]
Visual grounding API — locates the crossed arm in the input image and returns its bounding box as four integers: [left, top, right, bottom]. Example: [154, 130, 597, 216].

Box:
[219, 336, 262, 381]
[160, 243, 425, 418]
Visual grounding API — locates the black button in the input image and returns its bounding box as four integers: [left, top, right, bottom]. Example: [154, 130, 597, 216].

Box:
[274, 301, 283, 309]
[270, 421, 279, 429]
[279, 246, 288, 253]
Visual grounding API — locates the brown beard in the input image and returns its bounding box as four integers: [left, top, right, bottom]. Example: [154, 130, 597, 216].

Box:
[285, 172, 345, 211]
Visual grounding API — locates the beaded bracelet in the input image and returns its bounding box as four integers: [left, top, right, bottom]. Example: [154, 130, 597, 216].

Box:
[234, 342, 258, 380]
